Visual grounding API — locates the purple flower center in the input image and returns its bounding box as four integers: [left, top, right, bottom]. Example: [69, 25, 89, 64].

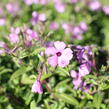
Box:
[56, 52, 62, 57]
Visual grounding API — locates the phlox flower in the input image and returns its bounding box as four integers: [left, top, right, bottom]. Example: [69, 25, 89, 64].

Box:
[0, 18, 6, 26]
[31, 11, 46, 25]
[45, 41, 73, 67]
[0, 41, 7, 48]
[9, 27, 20, 43]
[89, 0, 101, 11]
[50, 22, 59, 30]
[71, 0, 78, 4]
[79, 22, 88, 32]
[39, 0, 48, 5]
[6, 3, 20, 16]
[0, 49, 5, 55]
[0, 8, 3, 15]
[24, 0, 48, 5]
[73, 34, 83, 40]
[79, 82, 92, 93]
[62, 23, 73, 34]
[32, 80, 43, 94]
[24, 0, 34, 5]
[70, 70, 82, 89]
[54, 1, 65, 13]
[79, 62, 91, 76]
[25, 28, 39, 41]
[103, 6, 109, 15]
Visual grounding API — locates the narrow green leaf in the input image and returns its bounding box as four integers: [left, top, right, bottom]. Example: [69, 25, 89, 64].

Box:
[10, 66, 33, 80]
[30, 100, 36, 109]
[54, 93, 79, 106]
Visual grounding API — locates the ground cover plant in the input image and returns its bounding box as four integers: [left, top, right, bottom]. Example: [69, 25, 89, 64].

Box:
[0, 0, 109, 109]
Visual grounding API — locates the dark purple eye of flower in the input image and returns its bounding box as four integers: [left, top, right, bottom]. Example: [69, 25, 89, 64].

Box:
[56, 52, 62, 56]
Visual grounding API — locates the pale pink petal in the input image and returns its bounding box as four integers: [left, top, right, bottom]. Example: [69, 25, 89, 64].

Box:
[55, 2, 65, 13]
[45, 47, 56, 56]
[48, 55, 58, 67]
[54, 41, 66, 50]
[61, 48, 73, 60]
[0, 18, 6, 26]
[58, 57, 69, 67]
[79, 63, 91, 77]
[70, 70, 77, 78]
[0, 50, 5, 54]
[9, 33, 19, 43]
[73, 77, 82, 89]
[39, 14, 46, 21]
[15, 27, 20, 34]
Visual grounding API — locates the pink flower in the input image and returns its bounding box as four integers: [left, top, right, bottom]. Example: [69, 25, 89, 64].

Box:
[39, 0, 48, 5]
[103, 6, 109, 15]
[24, 0, 34, 5]
[6, 3, 20, 16]
[0, 41, 7, 48]
[0, 8, 3, 15]
[79, 82, 92, 93]
[89, 1, 101, 11]
[0, 18, 6, 26]
[73, 76, 82, 89]
[0, 50, 5, 55]
[73, 26, 82, 35]
[70, 70, 77, 78]
[45, 41, 73, 67]
[9, 27, 20, 43]
[71, 0, 78, 4]
[62, 23, 73, 34]
[31, 11, 46, 25]
[25, 28, 39, 41]
[72, 34, 83, 40]
[32, 80, 43, 94]
[55, 2, 65, 13]
[38, 13, 46, 21]
[79, 62, 91, 76]
[70, 70, 82, 89]
[79, 22, 88, 32]
[50, 22, 59, 30]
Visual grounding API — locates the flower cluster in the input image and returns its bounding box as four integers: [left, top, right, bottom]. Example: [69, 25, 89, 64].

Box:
[0, 27, 39, 55]
[31, 11, 46, 25]
[70, 45, 93, 92]
[62, 22, 88, 40]
[24, 0, 48, 5]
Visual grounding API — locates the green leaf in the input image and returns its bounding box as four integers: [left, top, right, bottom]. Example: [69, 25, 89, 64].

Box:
[21, 74, 36, 84]
[79, 99, 87, 108]
[30, 100, 36, 109]
[41, 73, 53, 81]
[10, 66, 33, 80]
[0, 68, 12, 75]
[44, 100, 50, 109]
[54, 93, 79, 106]
[31, 47, 45, 56]
[93, 93, 103, 109]
[55, 67, 69, 76]
[55, 79, 71, 90]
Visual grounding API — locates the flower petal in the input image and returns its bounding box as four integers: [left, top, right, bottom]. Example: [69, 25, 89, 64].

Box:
[54, 41, 66, 50]
[70, 70, 77, 78]
[58, 57, 69, 67]
[48, 55, 58, 67]
[61, 48, 73, 60]
[45, 47, 56, 56]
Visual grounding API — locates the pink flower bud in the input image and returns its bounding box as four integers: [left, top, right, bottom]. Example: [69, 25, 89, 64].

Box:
[32, 80, 43, 94]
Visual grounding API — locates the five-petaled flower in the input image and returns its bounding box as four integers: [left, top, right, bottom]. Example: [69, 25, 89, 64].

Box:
[45, 41, 73, 67]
